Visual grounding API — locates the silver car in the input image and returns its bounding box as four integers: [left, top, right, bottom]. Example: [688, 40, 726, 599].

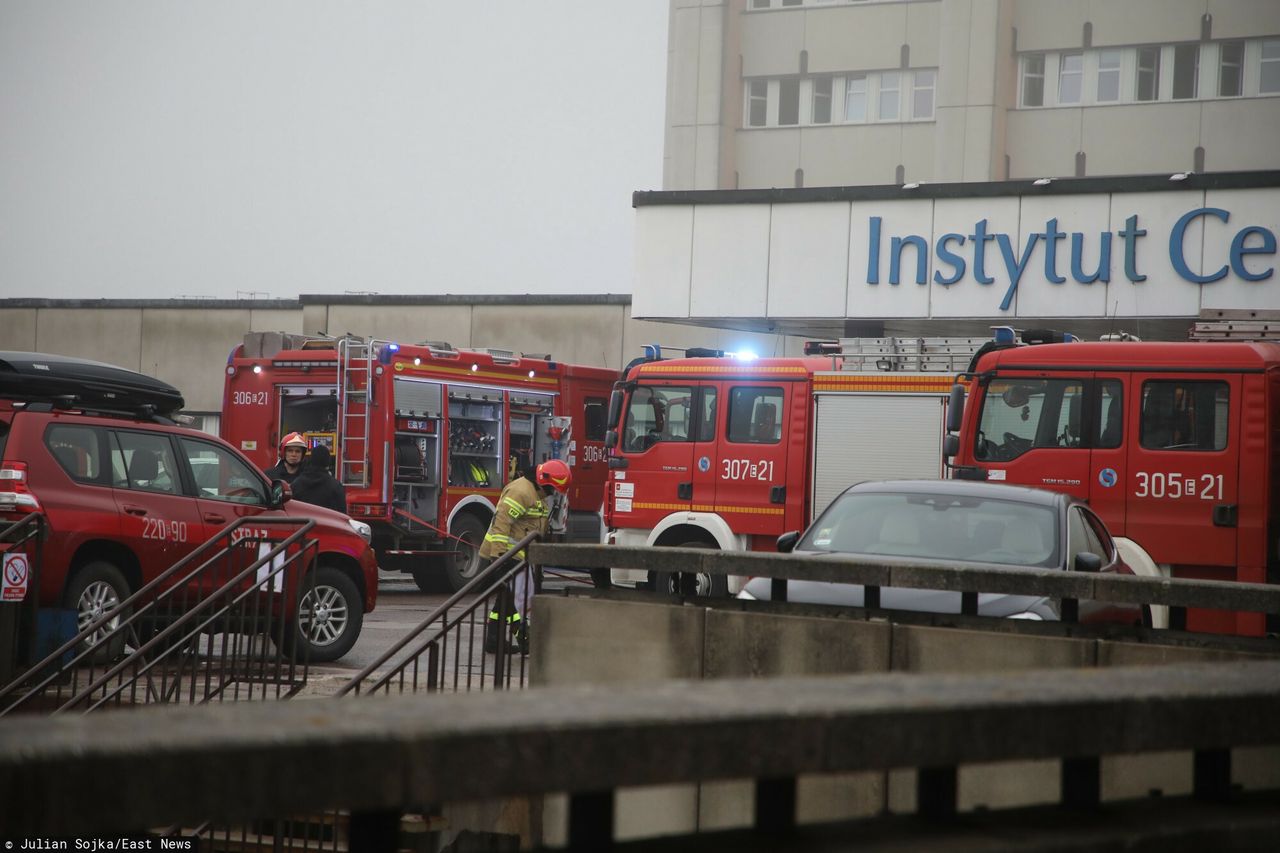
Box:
[738, 480, 1144, 625]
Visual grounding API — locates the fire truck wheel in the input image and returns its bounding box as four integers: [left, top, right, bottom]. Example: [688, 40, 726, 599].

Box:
[651, 540, 728, 598]
[291, 566, 363, 663]
[64, 561, 131, 663]
[446, 514, 488, 592]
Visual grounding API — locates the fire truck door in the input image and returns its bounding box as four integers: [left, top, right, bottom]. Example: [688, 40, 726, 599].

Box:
[1086, 375, 1127, 533]
[710, 383, 793, 537]
[613, 384, 697, 530]
[974, 375, 1091, 502]
[1125, 374, 1240, 570]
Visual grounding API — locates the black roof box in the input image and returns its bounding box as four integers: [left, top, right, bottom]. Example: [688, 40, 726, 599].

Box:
[0, 352, 184, 416]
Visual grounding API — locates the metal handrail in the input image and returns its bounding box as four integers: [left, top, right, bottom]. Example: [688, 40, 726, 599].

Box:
[0, 517, 316, 715]
[65, 529, 317, 714]
[337, 531, 539, 697]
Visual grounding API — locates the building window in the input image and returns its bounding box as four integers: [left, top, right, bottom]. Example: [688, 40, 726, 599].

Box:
[1136, 46, 1160, 101]
[1219, 41, 1244, 96]
[1096, 49, 1122, 101]
[1021, 54, 1046, 106]
[912, 69, 935, 119]
[778, 79, 800, 125]
[1172, 44, 1199, 99]
[750, 0, 770, 8]
[782, 0, 803, 6]
[747, 80, 767, 127]
[844, 74, 867, 121]
[812, 76, 833, 124]
[1058, 52, 1083, 104]
[878, 71, 901, 120]
[1262, 39, 1280, 94]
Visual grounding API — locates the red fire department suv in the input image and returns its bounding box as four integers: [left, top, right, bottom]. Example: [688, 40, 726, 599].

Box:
[0, 351, 378, 662]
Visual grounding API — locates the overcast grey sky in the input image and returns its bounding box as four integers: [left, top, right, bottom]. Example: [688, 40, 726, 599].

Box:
[0, 2, 669, 299]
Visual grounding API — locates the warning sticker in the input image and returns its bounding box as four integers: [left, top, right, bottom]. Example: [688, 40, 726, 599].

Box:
[615, 482, 634, 498]
[3, 552, 30, 601]
[615, 498, 633, 513]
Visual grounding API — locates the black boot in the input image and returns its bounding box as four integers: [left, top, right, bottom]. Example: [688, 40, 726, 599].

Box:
[483, 620, 501, 654]
[515, 624, 529, 656]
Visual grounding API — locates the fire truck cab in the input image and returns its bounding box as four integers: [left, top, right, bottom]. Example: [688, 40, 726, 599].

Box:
[944, 322, 1280, 637]
[603, 341, 975, 594]
[222, 334, 617, 591]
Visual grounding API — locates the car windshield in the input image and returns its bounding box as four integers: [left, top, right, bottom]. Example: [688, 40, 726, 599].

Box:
[797, 492, 1060, 568]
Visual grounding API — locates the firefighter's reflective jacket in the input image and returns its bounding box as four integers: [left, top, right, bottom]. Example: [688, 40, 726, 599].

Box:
[479, 476, 548, 561]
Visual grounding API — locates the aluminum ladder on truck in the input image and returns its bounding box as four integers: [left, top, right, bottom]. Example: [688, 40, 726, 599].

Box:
[336, 337, 385, 487]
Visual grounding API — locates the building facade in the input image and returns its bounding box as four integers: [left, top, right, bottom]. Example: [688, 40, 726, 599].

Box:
[665, 0, 1280, 190]
[641, 0, 1279, 340]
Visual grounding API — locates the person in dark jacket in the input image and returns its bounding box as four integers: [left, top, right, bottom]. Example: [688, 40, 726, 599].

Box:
[289, 444, 347, 514]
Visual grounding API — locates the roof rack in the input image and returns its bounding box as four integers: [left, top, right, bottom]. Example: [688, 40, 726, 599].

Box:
[0, 351, 185, 417]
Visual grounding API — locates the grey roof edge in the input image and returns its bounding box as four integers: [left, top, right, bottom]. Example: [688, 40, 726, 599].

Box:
[633, 169, 1280, 206]
[0, 294, 632, 309]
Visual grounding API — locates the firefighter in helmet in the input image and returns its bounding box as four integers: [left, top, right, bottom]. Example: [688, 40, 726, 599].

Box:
[480, 459, 572, 654]
[266, 432, 308, 485]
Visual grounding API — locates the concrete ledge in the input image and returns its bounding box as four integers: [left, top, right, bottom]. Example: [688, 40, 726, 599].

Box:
[533, 544, 1280, 614]
[3, 660, 1279, 835]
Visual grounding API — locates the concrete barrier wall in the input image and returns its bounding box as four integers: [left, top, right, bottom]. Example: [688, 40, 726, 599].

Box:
[532, 596, 1280, 844]
[0, 298, 807, 412]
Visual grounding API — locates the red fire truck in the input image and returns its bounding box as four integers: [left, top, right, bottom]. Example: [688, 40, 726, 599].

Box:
[600, 340, 979, 594]
[943, 319, 1280, 637]
[222, 334, 618, 590]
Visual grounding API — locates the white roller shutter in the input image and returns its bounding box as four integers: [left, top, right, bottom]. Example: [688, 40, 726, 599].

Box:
[811, 394, 945, 517]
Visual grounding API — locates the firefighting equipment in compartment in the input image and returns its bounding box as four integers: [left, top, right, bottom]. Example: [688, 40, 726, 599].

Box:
[281, 432, 308, 451]
[448, 458, 492, 488]
[449, 423, 495, 453]
[536, 459, 572, 494]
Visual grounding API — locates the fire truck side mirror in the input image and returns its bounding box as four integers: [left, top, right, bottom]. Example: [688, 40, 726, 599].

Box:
[270, 479, 292, 510]
[604, 429, 619, 449]
[942, 433, 960, 459]
[946, 384, 966, 434]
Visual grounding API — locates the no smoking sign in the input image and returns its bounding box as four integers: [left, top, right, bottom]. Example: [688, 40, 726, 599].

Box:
[2, 552, 30, 601]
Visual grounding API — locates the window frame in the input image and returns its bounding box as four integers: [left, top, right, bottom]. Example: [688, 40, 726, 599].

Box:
[876, 70, 902, 121]
[178, 436, 270, 506]
[1260, 38, 1280, 94]
[1171, 43, 1199, 100]
[726, 386, 785, 445]
[911, 69, 936, 119]
[1218, 40, 1244, 97]
[1138, 380, 1230, 452]
[45, 424, 109, 486]
[746, 79, 768, 128]
[811, 75, 833, 124]
[1135, 45, 1161, 101]
[1057, 52, 1084, 105]
[1021, 53, 1046, 107]
[843, 73, 868, 122]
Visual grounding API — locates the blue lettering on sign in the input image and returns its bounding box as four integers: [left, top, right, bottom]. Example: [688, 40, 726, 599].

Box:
[859, 206, 1275, 311]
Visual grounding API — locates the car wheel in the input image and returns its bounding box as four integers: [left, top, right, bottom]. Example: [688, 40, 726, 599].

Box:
[445, 514, 487, 592]
[291, 566, 363, 663]
[64, 561, 131, 663]
[651, 540, 728, 598]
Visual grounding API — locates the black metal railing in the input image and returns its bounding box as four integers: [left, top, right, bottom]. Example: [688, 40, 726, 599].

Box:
[0, 517, 319, 716]
[339, 531, 540, 697]
[532, 543, 1280, 633]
